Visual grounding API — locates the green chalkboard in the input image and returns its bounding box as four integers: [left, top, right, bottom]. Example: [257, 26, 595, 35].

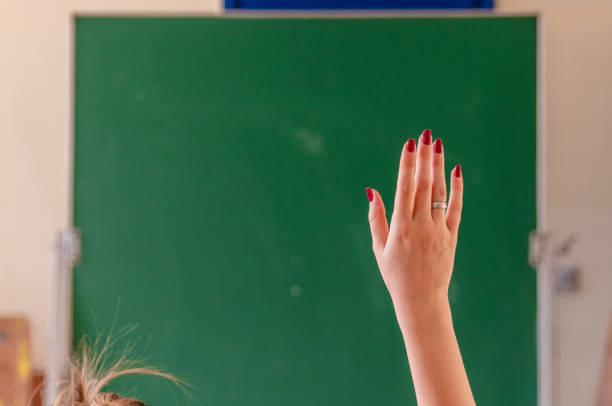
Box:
[74, 17, 537, 406]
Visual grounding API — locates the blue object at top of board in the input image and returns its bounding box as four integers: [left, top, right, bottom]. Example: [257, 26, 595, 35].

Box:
[225, 0, 494, 10]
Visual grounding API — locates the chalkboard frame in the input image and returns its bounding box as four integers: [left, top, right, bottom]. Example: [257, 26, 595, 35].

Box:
[64, 12, 547, 406]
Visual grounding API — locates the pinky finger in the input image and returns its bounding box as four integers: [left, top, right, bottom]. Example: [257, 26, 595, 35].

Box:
[366, 187, 389, 261]
[446, 165, 463, 233]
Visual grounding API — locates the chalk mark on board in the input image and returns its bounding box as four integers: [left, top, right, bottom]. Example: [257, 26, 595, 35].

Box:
[292, 128, 326, 156]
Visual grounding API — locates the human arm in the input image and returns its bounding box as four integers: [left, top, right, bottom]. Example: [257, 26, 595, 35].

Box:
[366, 130, 474, 405]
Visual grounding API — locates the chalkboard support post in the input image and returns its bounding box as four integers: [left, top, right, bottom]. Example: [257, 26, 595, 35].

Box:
[44, 228, 81, 406]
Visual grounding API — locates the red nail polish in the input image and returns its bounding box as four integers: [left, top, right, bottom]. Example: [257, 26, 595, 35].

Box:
[406, 139, 416, 152]
[434, 139, 442, 153]
[366, 187, 373, 202]
[421, 129, 432, 145]
[455, 165, 462, 177]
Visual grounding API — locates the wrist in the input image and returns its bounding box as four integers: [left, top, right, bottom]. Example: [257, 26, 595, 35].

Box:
[391, 292, 452, 331]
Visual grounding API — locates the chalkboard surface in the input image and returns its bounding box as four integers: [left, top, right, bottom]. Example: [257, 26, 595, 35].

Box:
[74, 17, 537, 406]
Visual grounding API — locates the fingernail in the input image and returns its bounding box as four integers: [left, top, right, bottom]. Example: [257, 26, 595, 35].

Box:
[455, 165, 462, 177]
[421, 129, 432, 145]
[366, 187, 373, 202]
[406, 139, 416, 153]
[434, 138, 442, 153]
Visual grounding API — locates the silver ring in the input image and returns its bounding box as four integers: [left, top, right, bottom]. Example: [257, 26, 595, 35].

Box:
[432, 201, 447, 209]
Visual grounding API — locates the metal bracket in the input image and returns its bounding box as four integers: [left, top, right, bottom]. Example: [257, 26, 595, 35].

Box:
[57, 228, 81, 268]
[529, 230, 579, 268]
[529, 230, 550, 269]
[530, 230, 581, 294]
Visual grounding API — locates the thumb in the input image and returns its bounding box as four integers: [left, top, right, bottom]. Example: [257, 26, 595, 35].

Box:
[366, 187, 389, 261]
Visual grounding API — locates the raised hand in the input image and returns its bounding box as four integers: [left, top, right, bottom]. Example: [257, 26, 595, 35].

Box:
[366, 129, 462, 319]
[366, 129, 474, 406]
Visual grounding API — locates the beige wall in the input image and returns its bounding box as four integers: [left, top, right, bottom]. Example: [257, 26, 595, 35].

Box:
[2, 1, 611, 405]
[498, 2, 612, 405]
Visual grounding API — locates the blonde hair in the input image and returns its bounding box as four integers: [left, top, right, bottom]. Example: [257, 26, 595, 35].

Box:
[49, 337, 180, 406]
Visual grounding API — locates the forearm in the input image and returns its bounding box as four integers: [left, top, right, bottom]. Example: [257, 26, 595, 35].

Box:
[366, 131, 472, 404]
[393, 296, 475, 406]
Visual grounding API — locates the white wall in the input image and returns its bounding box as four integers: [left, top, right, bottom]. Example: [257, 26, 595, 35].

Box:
[1, 2, 611, 405]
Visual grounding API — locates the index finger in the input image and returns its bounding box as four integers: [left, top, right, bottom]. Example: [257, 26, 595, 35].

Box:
[390, 138, 417, 230]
